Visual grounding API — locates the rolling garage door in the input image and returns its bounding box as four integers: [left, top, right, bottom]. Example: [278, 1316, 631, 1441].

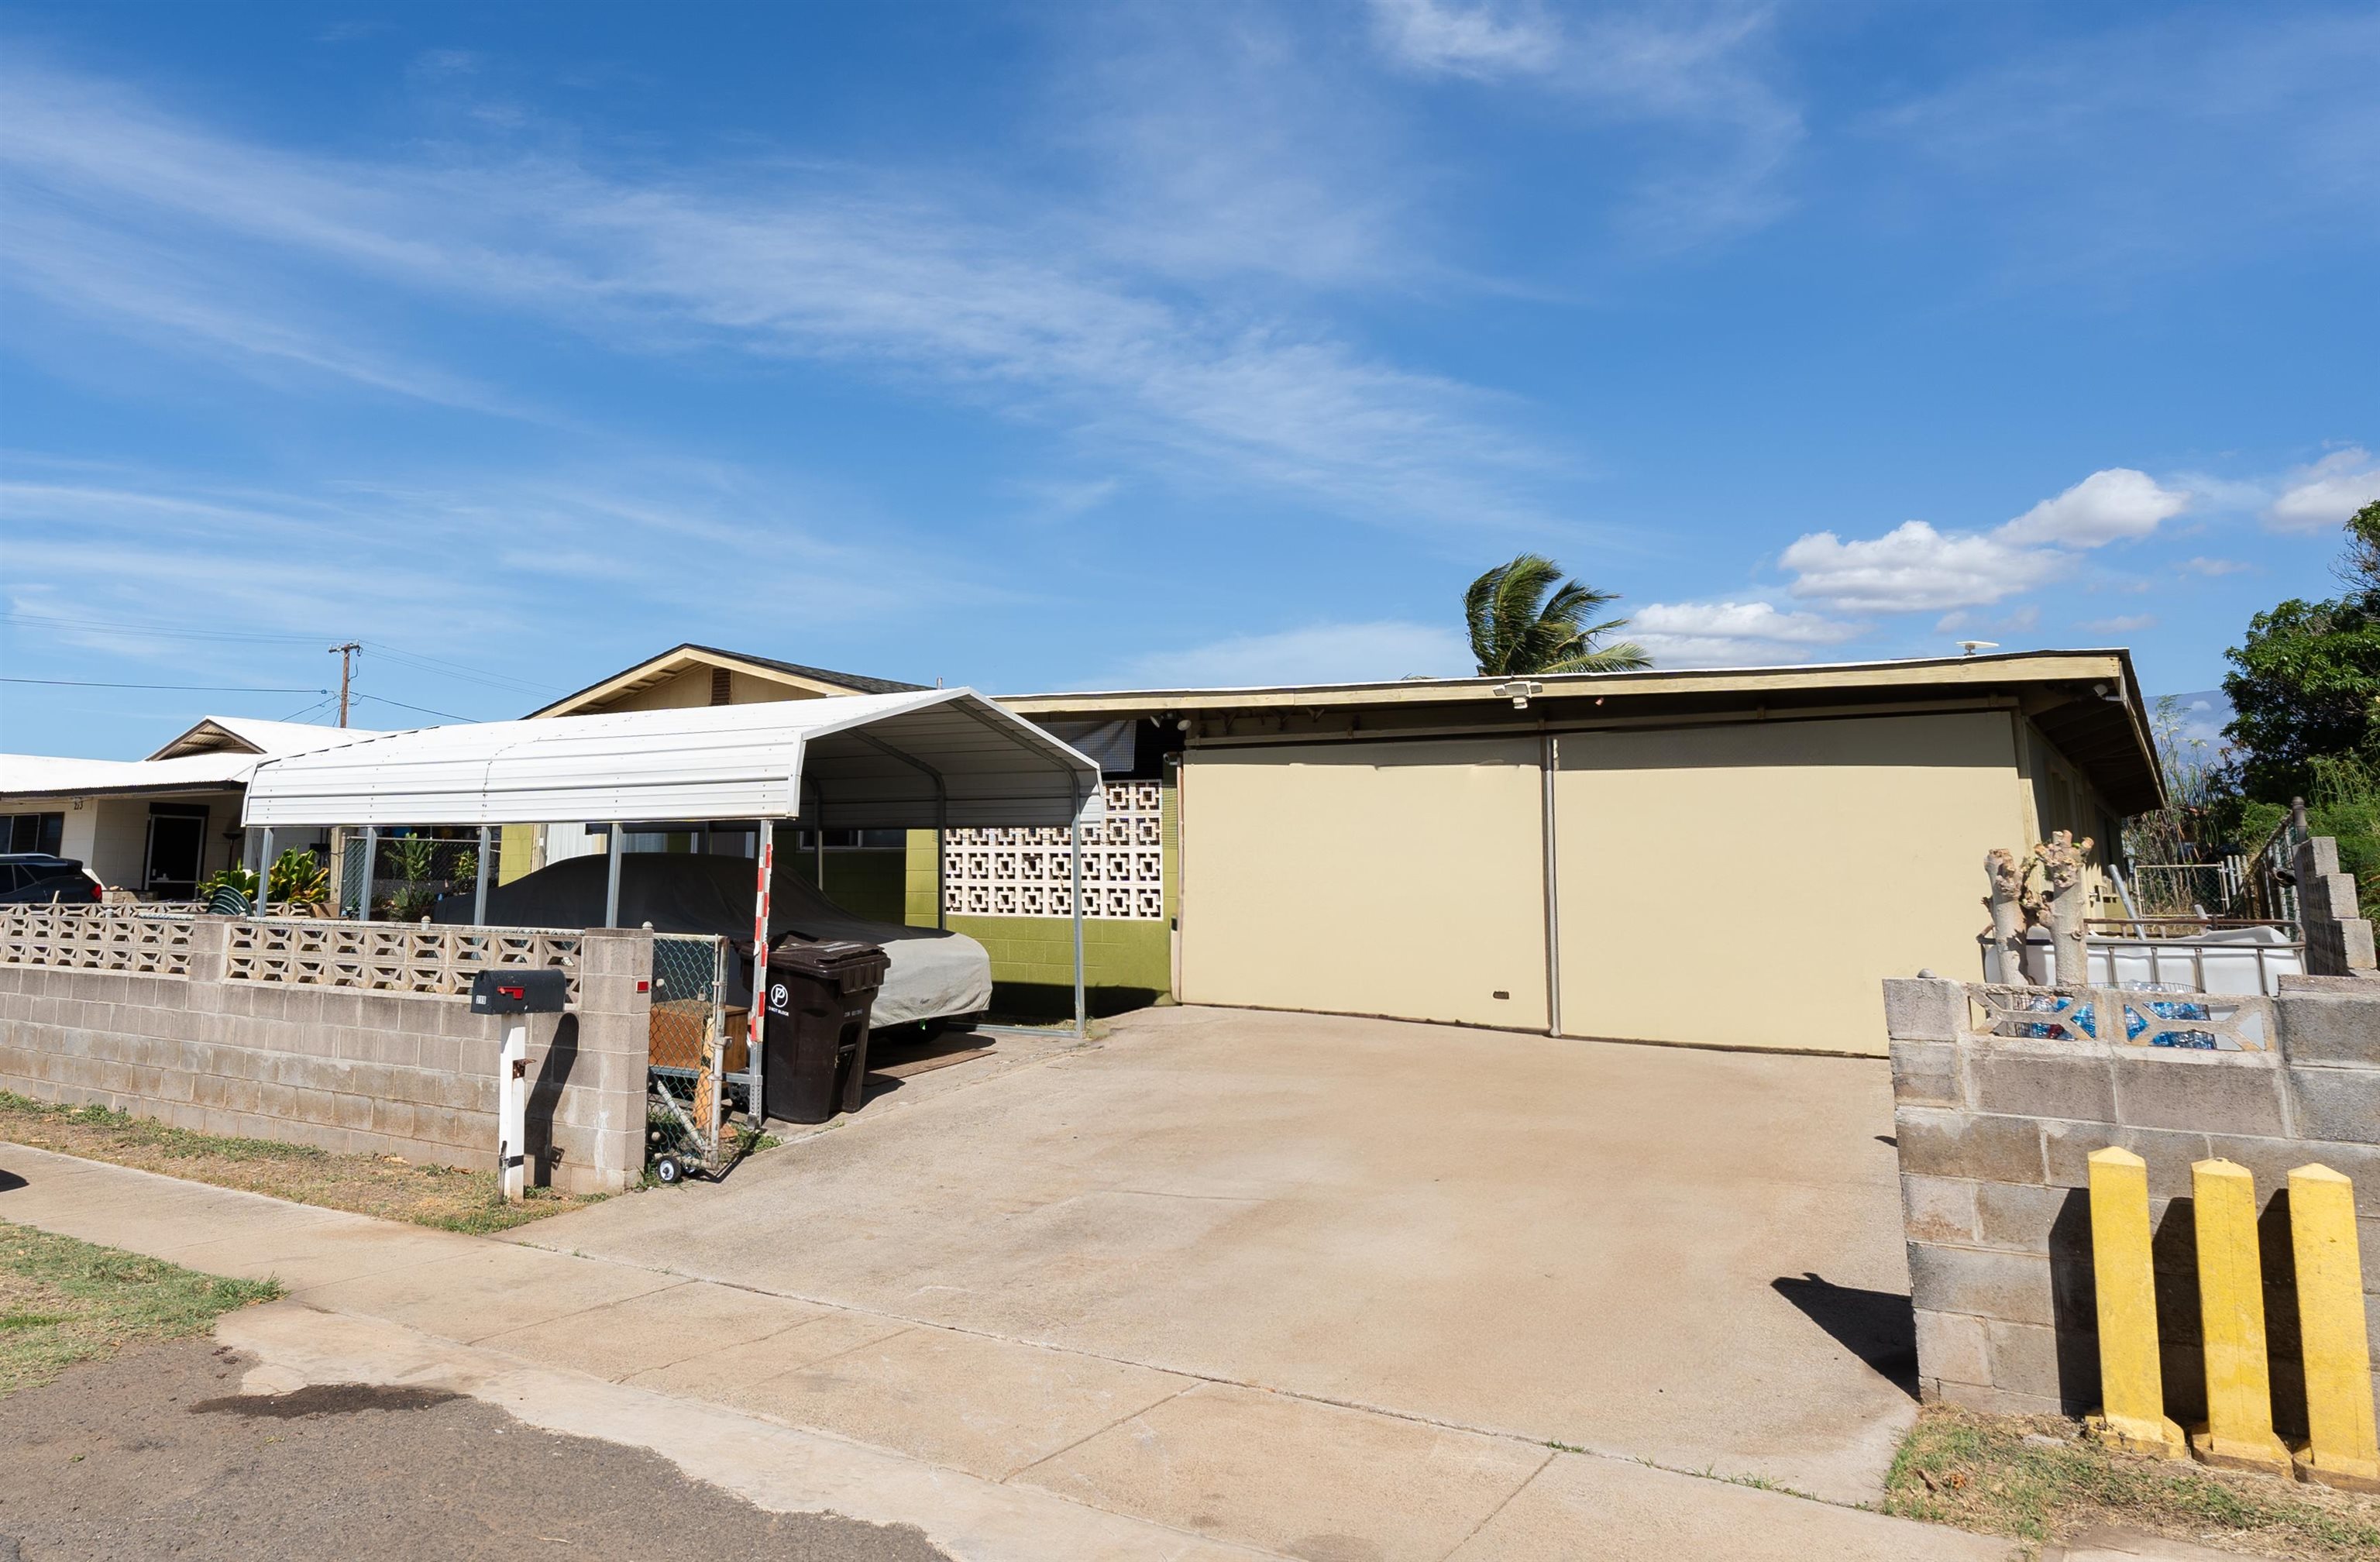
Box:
[1551, 711, 2021, 1055]
[1178, 737, 1548, 1029]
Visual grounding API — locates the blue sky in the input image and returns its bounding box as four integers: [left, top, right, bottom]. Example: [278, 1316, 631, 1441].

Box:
[2, 2, 2373, 759]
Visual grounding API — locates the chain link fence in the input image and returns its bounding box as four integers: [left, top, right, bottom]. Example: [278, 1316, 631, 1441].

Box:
[337, 831, 500, 921]
[648, 931, 732, 1168]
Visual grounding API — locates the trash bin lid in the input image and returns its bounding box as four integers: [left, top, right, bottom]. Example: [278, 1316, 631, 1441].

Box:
[767, 934, 889, 982]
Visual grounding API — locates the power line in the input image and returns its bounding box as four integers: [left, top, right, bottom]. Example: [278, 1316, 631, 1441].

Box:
[0, 611, 332, 646]
[0, 612, 562, 696]
[275, 693, 343, 724]
[2, 676, 327, 693]
[349, 690, 473, 721]
[358, 641, 556, 696]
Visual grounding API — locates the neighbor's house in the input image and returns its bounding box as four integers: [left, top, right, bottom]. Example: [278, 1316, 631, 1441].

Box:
[0, 717, 383, 898]
[521, 645, 2158, 1057]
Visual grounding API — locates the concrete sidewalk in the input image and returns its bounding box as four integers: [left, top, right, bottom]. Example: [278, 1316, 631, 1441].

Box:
[2, 1143, 2010, 1561]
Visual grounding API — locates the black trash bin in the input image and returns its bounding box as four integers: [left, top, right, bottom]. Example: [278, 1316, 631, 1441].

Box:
[761, 936, 890, 1124]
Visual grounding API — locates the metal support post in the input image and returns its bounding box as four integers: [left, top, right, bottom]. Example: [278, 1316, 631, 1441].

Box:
[253, 826, 273, 919]
[935, 802, 948, 931]
[358, 825, 377, 921]
[473, 824, 492, 925]
[497, 1018, 528, 1201]
[1071, 785, 1086, 1041]
[604, 823, 624, 928]
[748, 818, 774, 1128]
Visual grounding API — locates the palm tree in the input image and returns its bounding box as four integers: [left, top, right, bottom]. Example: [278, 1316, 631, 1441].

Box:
[1464, 554, 1649, 676]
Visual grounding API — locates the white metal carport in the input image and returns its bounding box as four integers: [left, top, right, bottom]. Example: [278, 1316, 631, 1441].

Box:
[242, 690, 1106, 1111]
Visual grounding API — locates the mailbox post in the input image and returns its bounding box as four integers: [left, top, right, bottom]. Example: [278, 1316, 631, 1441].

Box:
[469, 969, 569, 1201]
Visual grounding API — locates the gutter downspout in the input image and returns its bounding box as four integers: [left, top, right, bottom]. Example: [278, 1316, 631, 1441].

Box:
[1541, 734, 1562, 1038]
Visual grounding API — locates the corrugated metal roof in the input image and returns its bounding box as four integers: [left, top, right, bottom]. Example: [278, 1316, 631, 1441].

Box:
[242, 688, 1100, 829]
[3, 720, 390, 800]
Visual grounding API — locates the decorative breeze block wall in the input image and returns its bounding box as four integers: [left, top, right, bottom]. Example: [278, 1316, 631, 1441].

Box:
[944, 780, 1164, 920]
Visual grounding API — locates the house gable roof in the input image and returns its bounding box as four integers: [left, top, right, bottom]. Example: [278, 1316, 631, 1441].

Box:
[527, 644, 927, 719]
[146, 716, 386, 762]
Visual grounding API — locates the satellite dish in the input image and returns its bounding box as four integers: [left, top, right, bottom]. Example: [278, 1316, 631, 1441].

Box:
[1958, 640, 2000, 657]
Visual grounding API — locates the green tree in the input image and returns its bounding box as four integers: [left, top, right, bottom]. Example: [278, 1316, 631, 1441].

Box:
[2222, 501, 2380, 802]
[1464, 554, 1649, 676]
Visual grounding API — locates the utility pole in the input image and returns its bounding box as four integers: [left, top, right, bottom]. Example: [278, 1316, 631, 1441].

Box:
[329, 642, 361, 727]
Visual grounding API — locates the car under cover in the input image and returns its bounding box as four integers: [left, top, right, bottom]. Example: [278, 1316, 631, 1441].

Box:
[432, 852, 990, 1028]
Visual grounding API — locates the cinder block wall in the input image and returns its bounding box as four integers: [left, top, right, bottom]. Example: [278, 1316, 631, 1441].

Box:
[1885, 977, 2380, 1427]
[0, 922, 649, 1194]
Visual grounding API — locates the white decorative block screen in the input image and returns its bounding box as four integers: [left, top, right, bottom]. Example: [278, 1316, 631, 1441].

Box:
[944, 781, 1164, 920]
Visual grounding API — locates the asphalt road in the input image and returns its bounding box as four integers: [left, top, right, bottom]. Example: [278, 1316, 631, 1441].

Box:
[0, 1338, 951, 1562]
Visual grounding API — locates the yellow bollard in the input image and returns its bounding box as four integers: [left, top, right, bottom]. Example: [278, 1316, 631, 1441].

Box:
[2288, 1165, 2380, 1491]
[2189, 1159, 2293, 1475]
[2086, 1147, 2188, 1457]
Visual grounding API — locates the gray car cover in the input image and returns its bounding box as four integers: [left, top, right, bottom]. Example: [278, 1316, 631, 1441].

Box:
[433, 853, 991, 1027]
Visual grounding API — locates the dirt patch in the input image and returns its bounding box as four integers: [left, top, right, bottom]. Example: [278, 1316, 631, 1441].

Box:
[1883, 1402, 2380, 1560]
[0, 1092, 617, 1234]
[191, 1382, 460, 1418]
[0, 1337, 950, 1562]
[0, 1220, 279, 1397]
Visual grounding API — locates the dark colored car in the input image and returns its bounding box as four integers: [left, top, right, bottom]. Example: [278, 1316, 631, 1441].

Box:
[0, 854, 105, 905]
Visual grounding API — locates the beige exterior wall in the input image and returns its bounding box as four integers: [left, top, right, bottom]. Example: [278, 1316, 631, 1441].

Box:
[1180, 738, 1549, 1029]
[1553, 711, 2022, 1055]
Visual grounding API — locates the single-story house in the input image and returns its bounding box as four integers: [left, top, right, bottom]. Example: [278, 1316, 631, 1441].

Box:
[520, 645, 2159, 1057]
[0, 717, 382, 898]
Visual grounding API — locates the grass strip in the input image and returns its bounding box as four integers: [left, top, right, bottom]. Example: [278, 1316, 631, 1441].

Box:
[1883, 1404, 2380, 1560]
[0, 1092, 616, 1234]
[0, 1219, 280, 1396]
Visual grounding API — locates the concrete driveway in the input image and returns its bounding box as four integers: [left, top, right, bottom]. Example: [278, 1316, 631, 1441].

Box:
[521, 1005, 1921, 1505]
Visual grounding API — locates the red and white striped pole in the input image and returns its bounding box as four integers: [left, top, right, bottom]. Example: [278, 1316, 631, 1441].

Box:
[748, 820, 773, 1127]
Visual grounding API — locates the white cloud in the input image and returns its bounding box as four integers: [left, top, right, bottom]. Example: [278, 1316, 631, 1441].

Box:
[1627, 600, 1861, 667]
[2177, 556, 2250, 576]
[1781, 521, 2061, 614]
[1367, 0, 1560, 80]
[1780, 467, 2189, 615]
[2265, 447, 2380, 533]
[1997, 467, 2188, 546]
[1116, 621, 1470, 688]
[2080, 613, 2158, 635]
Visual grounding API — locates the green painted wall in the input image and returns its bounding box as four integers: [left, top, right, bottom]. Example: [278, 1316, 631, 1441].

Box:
[793, 848, 906, 924]
[899, 771, 1177, 1017]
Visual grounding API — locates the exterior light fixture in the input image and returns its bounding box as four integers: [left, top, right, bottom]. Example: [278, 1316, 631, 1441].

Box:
[1491, 680, 1544, 710]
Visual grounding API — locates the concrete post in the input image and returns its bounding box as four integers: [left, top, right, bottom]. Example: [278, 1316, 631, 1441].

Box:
[2085, 1148, 2186, 1457]
[2189, 1159, 2292, 1475]
[2288, 1164, 2380, 1489]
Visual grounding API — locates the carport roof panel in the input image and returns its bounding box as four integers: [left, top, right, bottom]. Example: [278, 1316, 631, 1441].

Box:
[240, 688, 1102, 829]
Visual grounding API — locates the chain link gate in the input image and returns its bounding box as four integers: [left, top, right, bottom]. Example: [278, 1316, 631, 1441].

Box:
[647, 932, 731, 1179]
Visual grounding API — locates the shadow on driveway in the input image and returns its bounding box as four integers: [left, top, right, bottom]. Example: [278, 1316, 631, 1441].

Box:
[1772, 1272, 1919, 1399]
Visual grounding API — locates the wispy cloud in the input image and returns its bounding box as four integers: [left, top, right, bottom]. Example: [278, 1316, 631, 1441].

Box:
[0, 55, 1559, 532]
[0, 456, 958, 699]
[1364, 2, 1804, 249]
[1368, 0, 1561, 81]
[2265, 447, 2379, 534]
[1627, 599, 1860, 667]
[1874, 9, 2380, 279]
